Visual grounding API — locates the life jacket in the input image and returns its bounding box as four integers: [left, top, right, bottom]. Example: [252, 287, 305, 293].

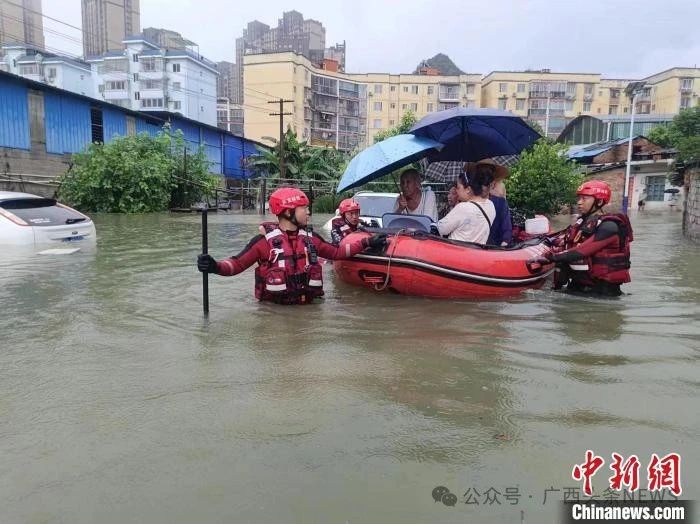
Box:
[254, 222, 324, 305]
[331, 216, 356, 240]
[562, 213, 633, 285]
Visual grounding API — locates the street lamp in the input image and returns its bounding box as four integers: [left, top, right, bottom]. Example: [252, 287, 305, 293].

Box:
[622, 81, 646, 214]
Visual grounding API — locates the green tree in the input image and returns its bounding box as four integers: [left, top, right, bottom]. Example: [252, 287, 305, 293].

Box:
[648, 107, 700, 184]
[506, 139, 583, 217]
[373, 110, 417, 143]
[249, 128, 347, 181]
[57, 130, 217, 213]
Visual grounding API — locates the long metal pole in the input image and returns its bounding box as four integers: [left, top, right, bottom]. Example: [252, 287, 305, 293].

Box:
[202, 205, 209, 316]
[622, 92, 638, 214]
[279, 99, 285, 179]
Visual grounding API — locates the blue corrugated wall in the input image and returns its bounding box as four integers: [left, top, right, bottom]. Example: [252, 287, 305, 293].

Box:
[0, 80, 30, 149]
[135, 118, 161, 136]
[103, 107, 127, 142]
[202, 128, 222, 175]
[171, 118, 200, 154]
[44, 93, 91, 154]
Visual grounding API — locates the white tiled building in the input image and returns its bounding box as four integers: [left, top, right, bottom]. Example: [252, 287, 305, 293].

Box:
[0, 44, 93, 96]
[87, 36, 218, 125]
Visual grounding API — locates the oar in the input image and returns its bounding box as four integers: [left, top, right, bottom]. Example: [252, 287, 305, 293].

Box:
[202, 204, 209, 316]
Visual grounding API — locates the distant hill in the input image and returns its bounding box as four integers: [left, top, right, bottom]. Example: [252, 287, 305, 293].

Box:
[414, 53, 465, 76]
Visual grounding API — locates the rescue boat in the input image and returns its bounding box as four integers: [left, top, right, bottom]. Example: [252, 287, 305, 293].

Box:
[334, 231, 555, 298]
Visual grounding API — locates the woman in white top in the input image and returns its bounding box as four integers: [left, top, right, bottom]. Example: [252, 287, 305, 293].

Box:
[437, 165, 496, 244]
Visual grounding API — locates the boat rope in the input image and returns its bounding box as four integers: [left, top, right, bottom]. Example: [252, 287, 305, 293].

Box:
[374, 229, 405, 291]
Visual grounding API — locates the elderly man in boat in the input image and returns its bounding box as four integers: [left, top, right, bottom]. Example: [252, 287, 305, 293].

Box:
[393, 169, 439, 221]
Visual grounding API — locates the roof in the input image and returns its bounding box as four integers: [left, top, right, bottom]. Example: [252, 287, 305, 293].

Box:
[0, 70, 268, 149]
[567, 136, 644, 160]
[138, 49, 163, 57]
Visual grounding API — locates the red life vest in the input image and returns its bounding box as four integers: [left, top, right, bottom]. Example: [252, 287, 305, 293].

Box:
[254, 222, 324, 304]
[563, 213, 633, 285]
[331, 216, 355, 241]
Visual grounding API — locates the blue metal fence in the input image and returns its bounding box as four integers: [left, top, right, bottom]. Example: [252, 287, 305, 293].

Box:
[44, 93, 91, 154]
[0, 81, 30, 150]
[103, 107, 127, 142]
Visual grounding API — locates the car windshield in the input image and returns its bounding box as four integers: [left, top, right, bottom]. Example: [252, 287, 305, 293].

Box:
[0, 198, 87, 227]
[354, 194, 397, 218]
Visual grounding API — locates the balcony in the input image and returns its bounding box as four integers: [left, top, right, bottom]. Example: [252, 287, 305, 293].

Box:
[438, 85, 460, 102]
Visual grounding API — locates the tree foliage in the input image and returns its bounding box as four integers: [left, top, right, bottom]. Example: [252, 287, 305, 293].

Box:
[648, 107, 700, 185]
[506, 139, 583, 217]
[57, 130, 216, 213]
[373, 110, 418, 143]
[249, 128, 348, 181]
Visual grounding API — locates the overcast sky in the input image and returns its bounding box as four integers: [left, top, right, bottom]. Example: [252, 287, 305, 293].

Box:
[42, 0, 700, 78]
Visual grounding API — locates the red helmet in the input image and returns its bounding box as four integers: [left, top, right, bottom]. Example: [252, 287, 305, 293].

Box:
[269, 187, 309, 215]
[577, 180, 611, 205]
[338, 198, 360, 214]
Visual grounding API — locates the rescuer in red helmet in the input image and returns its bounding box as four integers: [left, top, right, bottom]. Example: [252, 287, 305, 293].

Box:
[197, 187, 387, 305]
[528, 180, 633, 296]
[330, 198, 367, 245]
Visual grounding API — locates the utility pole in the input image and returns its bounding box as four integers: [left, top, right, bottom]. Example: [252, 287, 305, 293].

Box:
[544, 90, 551, 138]
[268, 99, 293, 179]
[622, 81, 645, 214]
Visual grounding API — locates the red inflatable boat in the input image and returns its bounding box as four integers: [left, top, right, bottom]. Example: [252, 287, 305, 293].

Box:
[334, 231, 555, 298]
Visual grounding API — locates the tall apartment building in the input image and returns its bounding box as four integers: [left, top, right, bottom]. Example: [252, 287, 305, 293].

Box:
[632, 68, 700, 114]
[142, 27, 195, 50]
[87, 35, 218, 125]
[0, 0, 44, 48]
[482, 70, 605, 138]
[233, 11, 343, 106]
[216, 60, 236, 100]
[243, 52, 481, 151]
[216, 97, 243, 136]
[0, 43, 92, 95]
[81, 0, 140, 57]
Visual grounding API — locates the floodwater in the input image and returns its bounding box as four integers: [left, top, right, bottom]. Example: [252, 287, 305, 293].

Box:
[0, 210, 698, 523]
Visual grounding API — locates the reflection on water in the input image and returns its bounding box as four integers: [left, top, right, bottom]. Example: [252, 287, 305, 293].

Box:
[0, 210, 698, 523]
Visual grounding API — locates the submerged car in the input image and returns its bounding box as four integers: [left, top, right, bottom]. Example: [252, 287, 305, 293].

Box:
[321, 191, 399, 235]
[0, 191, 96, 246]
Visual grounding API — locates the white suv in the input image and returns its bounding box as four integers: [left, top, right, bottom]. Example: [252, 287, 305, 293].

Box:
[0, 191, 96, 246]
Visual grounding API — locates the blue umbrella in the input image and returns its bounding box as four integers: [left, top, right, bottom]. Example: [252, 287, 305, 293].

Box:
[409, 107, 541, 162]
[336, 134, 443, 193]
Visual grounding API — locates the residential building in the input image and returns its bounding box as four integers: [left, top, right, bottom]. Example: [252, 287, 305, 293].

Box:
[1, 43, 93, 96]
[217, 97, 243, 135]
[568, 136, 677, 211]
[633, 67, 700, 114]
[482, 70, 604, 138]
[81, 0, 140, 57]
[216, 60, 236, 100]
[243, 52, 481, 151]
[558, 114, 675, 145]
[142, 27, 195, 50]
[87, 35, 218, 126]
[234, 11, 336, 105]
[0, 0, 44, 48]
[599, 78, 635, 116]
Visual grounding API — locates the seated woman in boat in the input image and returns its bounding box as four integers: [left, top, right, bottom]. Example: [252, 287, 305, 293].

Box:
[436, 165, 495, 244]
[394, 169, 438, 221]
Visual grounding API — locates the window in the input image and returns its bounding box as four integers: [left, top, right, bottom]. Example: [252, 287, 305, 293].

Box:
[172, 63, 181, 73]
[680, 78, 693, 90]
[141, 58, 159, 72]
[133, 54, 139, 62]
[106, 80, 126, 90]
[172, 82, 181, 91]
[403, 86, 408, 93]
[583, 101, 592, 112]
[80, 74, 84, 80]
[499, 83, 507, 93]
[598, 90, 603, 97]
[19, 64, 39, 75]
[498, 99, 507, 110]
[390, 85, 396, 92]
[389, 119, 395, 126]
[142, 79, 162, 90]
[465, 100, 476, 109]
[141, 98, 164, 108]
[133, 73, 139, 81]
[645, 175, 666, 201]
[374, 84, 383, 94]
[411, 85, 418, 94]
[427, 86, 434, 95]
[402, 103, 407, 110]
[98, 84, 105, 93]
[373, 101, 382, 111]
[680, 97, 692, 109]
[390, 102, 396, 109]
[517, 83, 526, 93]
[608, 105, 618, 114]
[201, 106, 204, 112]
[373, 119, 382, 129]
[134, 92, 140, 100]
[466, 83, 476, 95]
[90, 107, 104, 143]
[623, 106, 628, 113]
[515, 99, 525, 110]
[47, 67, 57, 78]
[410, 103, 418, 111]
[427, 103, 434, 112]
[584, 83, 594, 95]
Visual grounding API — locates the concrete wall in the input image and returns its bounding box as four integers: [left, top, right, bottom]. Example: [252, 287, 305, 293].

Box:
[683, 168, 700, 243]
